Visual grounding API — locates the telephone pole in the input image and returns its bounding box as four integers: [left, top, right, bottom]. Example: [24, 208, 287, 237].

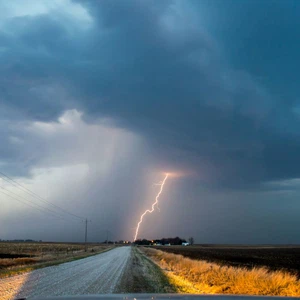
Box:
[106, 230, 108, 244]
[84, 218, 90, 252]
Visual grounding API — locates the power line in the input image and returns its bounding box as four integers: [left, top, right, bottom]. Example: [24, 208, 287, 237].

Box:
[0, 171, 84, 221]
[0, 189, 67, 221]
[0, 171, 84, 220]
[0, 170, 89, 242]
[0, 185, 71, 220]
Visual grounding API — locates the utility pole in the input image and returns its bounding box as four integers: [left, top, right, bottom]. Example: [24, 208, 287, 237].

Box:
[85, 218, 88, 252]
[106, 230, 108, 244]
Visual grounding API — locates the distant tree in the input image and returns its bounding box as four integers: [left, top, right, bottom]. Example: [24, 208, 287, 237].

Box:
[188, 237, 194, 245]
[173, 236, 186, 245]
[161, 238, 169, 245]
[134, 239, 151, 245]
[160, 237, 186, 245]
[144, 239, 150, 245]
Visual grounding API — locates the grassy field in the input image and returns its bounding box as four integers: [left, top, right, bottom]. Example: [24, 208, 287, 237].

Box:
[142, 247, 300, 296]
[152, 245, 300, 277]
[0, 242, 113, 278]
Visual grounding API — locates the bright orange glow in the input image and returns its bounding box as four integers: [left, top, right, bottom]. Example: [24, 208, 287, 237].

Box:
[133, 173, 169, 241]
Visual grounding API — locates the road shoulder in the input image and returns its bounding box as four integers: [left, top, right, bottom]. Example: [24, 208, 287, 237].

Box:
[115, 246, 175, 293]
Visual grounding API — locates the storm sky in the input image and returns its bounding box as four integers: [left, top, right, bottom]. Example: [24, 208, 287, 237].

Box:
[1, 0, 300, 243]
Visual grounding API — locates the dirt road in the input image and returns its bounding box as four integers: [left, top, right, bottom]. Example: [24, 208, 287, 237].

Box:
[0, 247, 130, 300]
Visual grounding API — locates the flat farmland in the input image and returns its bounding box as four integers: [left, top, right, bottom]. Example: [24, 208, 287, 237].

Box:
[152, 245, 300, 276]
[0, 242, 113, 278]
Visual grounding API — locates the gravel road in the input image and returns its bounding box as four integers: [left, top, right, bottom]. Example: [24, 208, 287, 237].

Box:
[0, 247, 130, 300]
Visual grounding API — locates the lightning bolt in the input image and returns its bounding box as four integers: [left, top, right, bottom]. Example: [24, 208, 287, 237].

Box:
[133, 173, 169, 241]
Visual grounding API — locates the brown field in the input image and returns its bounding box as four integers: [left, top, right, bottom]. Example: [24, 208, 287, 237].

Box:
[152, 245, 300, 277]
[143, 247, 300, 296]
[0, 242, 113, 278]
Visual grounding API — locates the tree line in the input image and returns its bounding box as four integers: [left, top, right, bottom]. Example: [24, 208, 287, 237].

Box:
[134, 236, 194, 245]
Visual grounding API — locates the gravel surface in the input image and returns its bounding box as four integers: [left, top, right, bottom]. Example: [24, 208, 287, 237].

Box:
[0, 247, 130, 300]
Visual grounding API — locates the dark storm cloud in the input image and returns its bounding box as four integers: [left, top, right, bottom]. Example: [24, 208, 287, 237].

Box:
[192, 0, 300, 101]
[1, 0, 300, 189]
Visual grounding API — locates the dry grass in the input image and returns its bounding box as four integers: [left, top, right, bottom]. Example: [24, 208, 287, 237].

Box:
[0, 242, 89, 257]
[142, 247, 300, 297]
[0, 258, 37, 268]
[115, 247, 175, 293]
[0, 242, 113, 278]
